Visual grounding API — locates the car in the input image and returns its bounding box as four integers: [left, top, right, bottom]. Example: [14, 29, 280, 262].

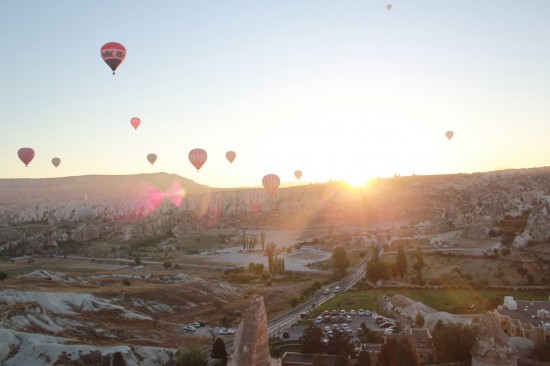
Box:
[365, 310, 372, 316]
[196, 320, 206, 327]
[350, 310, 356, 316]
[183, 325, 196, 332]
[324, 288, 331, 294]
[321, 338, 329, 345]
[338, 316, 345, 323]
[346, 315, 352, 322]
[356, 328, 365, 337]
[332, 324, 339, 330]
[324, 326, 331, 332]
[385, 326, 397, 334]
[283, 331, 290, 339]
[218, 328, 235, 335]
[346, 329, 354, 337]
[330, 310, 338, 316]
[342, 323, 350, 331]
[340, 309, 346, 316]
[333, 286, 341, 293]
[188, 322, 201, 328]
[379, 322, 394, 329]
[331, 316, 338, 323]
[315, 316, 322, 324]
[323, 316, 331, 323]
[358, 309, 365, 316]
[323, 310, 330, 317]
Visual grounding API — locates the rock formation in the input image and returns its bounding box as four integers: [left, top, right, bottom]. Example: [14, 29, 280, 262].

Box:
[227, 295, 272, 366]
[471, 312, 518, 366]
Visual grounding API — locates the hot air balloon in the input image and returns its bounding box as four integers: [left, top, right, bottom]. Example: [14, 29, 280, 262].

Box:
[51, 157, 61, 168]
[18, 148, 35, 167]
[147, 153, 157, 166]
[78, 206, 95, 224]
[386, 4, 392, 11]
[445, 131, 454, 141]
[130, 117, 141, 130]
[189, 148, 207, 172]
[247, 190, 264, 213]
[226, 151, 236, 163]
[100, 42, 126, 75]
[294, 170, 303, 180]
[262, 174, 280, 195]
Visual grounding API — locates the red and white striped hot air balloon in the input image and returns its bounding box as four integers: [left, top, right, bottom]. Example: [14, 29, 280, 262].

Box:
[188, 148, 207, 172]
[226, 151, 236, 163]
[130, 117, 141, 130]
[18, 148, 35, 167]
[247, 190, 265, 213]
[100, 42, 126, 75]
[262, 174, 280, 195]
[51, 157, 61, 168]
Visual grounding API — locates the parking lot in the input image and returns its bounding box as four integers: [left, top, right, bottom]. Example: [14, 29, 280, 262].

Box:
[277, 308, 397, 340]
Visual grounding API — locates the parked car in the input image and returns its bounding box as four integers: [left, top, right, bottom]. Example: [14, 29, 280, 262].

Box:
[330, 310, 338, 316]
[349, 310, 356, 316]
[358, 309, 365, 316]
[379, 322, 394, 329]
[315, 316, 322, 324]
[196, 320, 206, 327]
[332, 324, 339, 331]
[331, 316, 338, 323]
[218, 328, 235, 335]
[340, 309, 346, 316]
[342, 323, 350, 331]
[283, 331, 290, 339]
[346, 315, 352, 322]
[324, 326, 331, 332]
[183, 325, 196, 332]
[346, 329, 354, 337]
[188, 322, 201, 328]
[385, 326, 397, 334]
[365, 310, 372, 316]
[356, 328, 365, 337]
[333, 286, 341, 293]
[338, 316, 345, 323]
[324, 288, 331, 294]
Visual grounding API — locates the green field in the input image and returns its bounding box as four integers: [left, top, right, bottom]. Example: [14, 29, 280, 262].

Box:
[317, 288, 549, 314]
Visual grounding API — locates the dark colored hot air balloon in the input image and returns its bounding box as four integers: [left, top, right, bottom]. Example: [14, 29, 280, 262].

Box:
[189, 148, 207, 172]
[100, 42, 126, 75]
[18, 148, 35, 167]
[52, 157, 61, 168]
[147, 153, 157, 165]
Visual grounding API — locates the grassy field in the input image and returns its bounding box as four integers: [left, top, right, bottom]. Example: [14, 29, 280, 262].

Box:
[317, 288, 549, 314]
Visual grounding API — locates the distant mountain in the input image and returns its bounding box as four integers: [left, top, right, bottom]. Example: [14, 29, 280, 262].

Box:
[0, 173, 216, 204]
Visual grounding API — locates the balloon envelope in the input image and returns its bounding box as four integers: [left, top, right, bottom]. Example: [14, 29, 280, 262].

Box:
[294, 170, 303, 180]
[18, 148, 35, 167]
[262, 174, 280, 195]
[386, 4, 392, 11]
[189, 148, 207, 171]
[445, 131, 454, 141]
[130, 117, 141, 130]
[147, 153, 157, 165]
[51, 157, 61, 168]
[78, 207, 95, 223]
[247, 190, 264, 213]
[100, 42, 126, 75]
[226, 151, 236, 163]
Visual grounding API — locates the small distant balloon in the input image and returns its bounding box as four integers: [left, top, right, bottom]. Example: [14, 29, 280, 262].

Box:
[18, 148, 35, 167]
[386, 4, 392, 11]
[147, 153, 157, 165]
[100, 42, 126, 75]
[130, 117, 141, 130]
[226, 151, 236, 163]
[78, 206, 95, 223]
[189, 148, 207, 172]
[445, 131, 454, 141]
[51, 157, 61, 168]
[294, 170, 303, 180]
[262, 174, 280, 195]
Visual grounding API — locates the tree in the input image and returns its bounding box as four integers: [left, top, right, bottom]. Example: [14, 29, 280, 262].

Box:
[265, 242, 276, 272]
[163, 261, 172, 269]
[260, 231, 266, 250]
[415, 312, 425, 328]
[415, 246, 425, 271]
[326, 330, 354, 356]
[219, 315, 234, 329]
[210, 337, 228, 365]
[301, 323, 325, 354]
[332, 247, 350, 277]
[312, 354, 326, 366]
[377, 338, 419, 366]
[357, 351, 371, 366]
[134, 256, 141, 266]
[335, 353, 349, 366]
[122, 278, 131, 286]
[175, 348, 207, 366]
[432, 321, 477, 366]
[0, 272, 7, 281]
[396, 243, 408, 279]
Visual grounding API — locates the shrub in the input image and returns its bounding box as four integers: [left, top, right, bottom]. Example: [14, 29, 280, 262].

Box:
[122, 278, 131, 286]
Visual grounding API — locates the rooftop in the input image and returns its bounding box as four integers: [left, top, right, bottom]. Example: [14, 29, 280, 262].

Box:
[498, 299, 550, 327]
[406, 328, 434, 350]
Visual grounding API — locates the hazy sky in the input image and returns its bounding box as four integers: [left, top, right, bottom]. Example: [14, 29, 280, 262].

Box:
[1, 1, 549, 188]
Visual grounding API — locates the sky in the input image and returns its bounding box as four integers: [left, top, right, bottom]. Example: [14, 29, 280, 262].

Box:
[1, 1, 549, 188]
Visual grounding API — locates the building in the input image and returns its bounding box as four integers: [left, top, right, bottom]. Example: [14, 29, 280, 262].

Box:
[494, 296, 550, 347]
